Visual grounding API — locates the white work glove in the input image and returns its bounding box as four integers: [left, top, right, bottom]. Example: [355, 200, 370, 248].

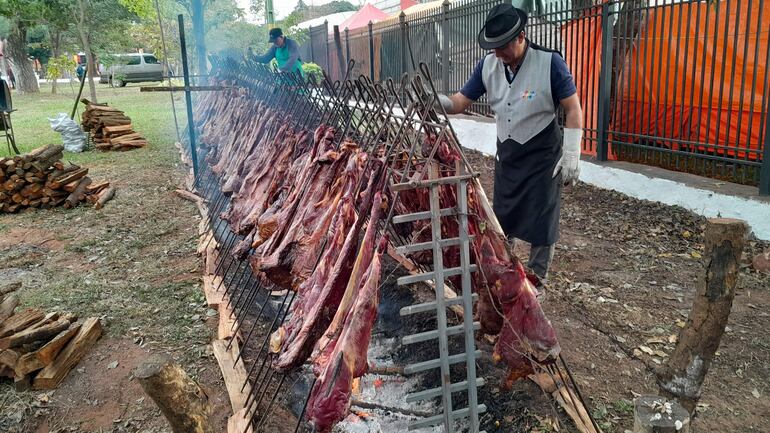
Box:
[434, 93, 454, 113]
[422, 84, 454, 113]
[553, 128, 582, 186]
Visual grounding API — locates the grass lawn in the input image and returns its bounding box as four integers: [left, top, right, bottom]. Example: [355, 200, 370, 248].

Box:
[0, 83, 229, 433]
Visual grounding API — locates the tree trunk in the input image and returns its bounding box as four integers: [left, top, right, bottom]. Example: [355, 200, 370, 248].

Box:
[51, 30, 61, 95]
[134, 355, 215, 433]
[6, 21, 39, 94]
[77, 0, 98, 103]
[656, 218, 748, 413]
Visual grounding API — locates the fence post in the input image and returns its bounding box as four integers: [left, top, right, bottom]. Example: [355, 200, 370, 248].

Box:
[441, 0, 450, 94]
[368, 21, 375, 81]
[760, 107, 770, 195]
[309, 26, 315, 63]
[400, 12, 408, 77]
[595, 2, 614, 162]
[324, 20, 330, 72]
[345, 27, 350, 67]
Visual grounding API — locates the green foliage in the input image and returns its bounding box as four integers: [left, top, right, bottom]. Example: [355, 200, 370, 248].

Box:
[0, 16, 9, 38]
[302, 62, 323, 82]
[46, 54, 76, 80]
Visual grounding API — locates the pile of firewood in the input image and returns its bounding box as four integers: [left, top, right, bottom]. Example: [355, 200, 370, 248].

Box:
[0, 282, 102, 390]
[80, 101, 148, 151]
[0, 144, 115, 213]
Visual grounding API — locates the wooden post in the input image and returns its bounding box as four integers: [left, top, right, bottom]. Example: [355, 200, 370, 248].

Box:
[657, 218, 747, 413]
[633, 396, 690, 433]
[333, 25, 345, 81]
[134, 355, 215, 433]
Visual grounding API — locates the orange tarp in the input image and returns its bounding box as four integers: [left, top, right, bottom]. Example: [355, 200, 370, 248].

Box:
[561, 9, 603, 157]
[613, 0, 769, 160]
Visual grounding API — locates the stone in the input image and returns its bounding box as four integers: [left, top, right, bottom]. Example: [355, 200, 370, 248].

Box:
[752, 251, 770, 273]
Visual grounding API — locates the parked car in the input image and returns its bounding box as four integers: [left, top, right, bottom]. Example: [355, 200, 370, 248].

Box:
[101, 53, 164, 87]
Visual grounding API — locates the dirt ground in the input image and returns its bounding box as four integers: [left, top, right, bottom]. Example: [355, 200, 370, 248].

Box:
[464, 148, 770, 433]
[0, 141, 230, 432]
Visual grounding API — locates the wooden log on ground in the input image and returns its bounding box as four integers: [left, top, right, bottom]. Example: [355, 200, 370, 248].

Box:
[86, 181, 110, 194]
[49, 167, 88, 189]
[103, 124, 133, 134]
[0, 282, 21, 297]
[0, 349, 20, 372]
[657, 218, 748, 413]
[633, 396, 690, 433]
[0, 317, 73, 349]
[0, 308, 41, 337]
[109, 132, 142, 143]
[134, 354, 216, 433]
[94, 187, 115, 210]
[0, 294, 19, 323]
[33, 317, 102, 389]
[64, 177, 92, 208]
[36, 321, 81, 365]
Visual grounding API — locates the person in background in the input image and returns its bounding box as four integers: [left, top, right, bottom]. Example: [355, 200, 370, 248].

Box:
[432, 5, 583, 282]
[76, 63, 86, 81]
[254, 28, 303, 75]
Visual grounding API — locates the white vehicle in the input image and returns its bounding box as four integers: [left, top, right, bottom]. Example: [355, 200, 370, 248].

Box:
[102, 53, 164, 87]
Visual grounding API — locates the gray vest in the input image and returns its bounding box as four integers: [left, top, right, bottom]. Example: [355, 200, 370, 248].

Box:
[481, 48, 555, 143]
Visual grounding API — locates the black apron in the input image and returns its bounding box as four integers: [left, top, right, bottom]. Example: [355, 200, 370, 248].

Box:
[493, 119, 562, 246]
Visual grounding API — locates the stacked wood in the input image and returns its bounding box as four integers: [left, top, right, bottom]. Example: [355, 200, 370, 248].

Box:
[80, 100, 148, 151]
[0, 144, 114, 213]
[0, 283, 102, 389]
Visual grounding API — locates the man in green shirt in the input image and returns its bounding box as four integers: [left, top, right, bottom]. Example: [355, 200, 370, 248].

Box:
[255, 28, 303, 75]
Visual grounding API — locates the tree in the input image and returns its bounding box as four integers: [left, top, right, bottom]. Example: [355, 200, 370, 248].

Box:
[67, 0, 135, 102]
[0, 0, 45, 93]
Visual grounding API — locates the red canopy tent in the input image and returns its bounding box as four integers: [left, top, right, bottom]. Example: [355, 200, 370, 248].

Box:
[338, 3, 390, 31]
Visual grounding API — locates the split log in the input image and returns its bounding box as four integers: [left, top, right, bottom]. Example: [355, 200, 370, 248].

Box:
[94, 187, 116, 210]
[0, 281, 21, 297]
[0, 308, 43, 337]
[134, 354, 216, 433]
[86, 181, 110, 194]
[49, 167, 88, 189]
[64, 177, 92, 209]
[33, 317, 102, 389]
[36, 321, 82, 365]
[657, 218, 748, 413]
[15, 322, 81, 376]
[0, 317, 73, 349]
[0, 349, 20, 371]
[103, 124, 133, 134]
[0, 293, 19, 323]
[212, 339, 251, 414]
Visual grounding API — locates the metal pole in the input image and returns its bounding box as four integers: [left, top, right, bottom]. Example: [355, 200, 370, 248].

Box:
[178, 14, 200, 185]
[190, 0, 207, 84]
[368, 21, 375, 81]
[760, 102, 770, 195]
[595, 2, 614, 161]
[399, 12, 408, 77]
[153, 0, 181, 143]
[441, 0, 450, 94]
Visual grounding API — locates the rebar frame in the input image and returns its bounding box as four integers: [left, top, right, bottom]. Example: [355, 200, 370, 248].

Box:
[184, 56, 599, 433]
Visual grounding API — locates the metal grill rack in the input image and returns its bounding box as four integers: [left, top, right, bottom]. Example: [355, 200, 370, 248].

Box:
[176, 57, 600, 433]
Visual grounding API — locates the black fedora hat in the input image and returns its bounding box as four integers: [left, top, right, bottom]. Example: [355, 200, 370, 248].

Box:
[477, 4, 527, 50]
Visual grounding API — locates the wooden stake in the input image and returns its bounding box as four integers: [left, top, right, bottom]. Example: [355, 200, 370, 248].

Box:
[657, 218, 747, 413]
[134, 354, 215, 433]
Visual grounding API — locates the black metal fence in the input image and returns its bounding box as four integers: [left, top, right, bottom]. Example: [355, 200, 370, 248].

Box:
[298, 0, 770, 194]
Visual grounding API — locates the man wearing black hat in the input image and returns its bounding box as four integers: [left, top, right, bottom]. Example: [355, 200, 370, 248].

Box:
[254, 28, 303, 75]
[434, 5, 583, 281]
